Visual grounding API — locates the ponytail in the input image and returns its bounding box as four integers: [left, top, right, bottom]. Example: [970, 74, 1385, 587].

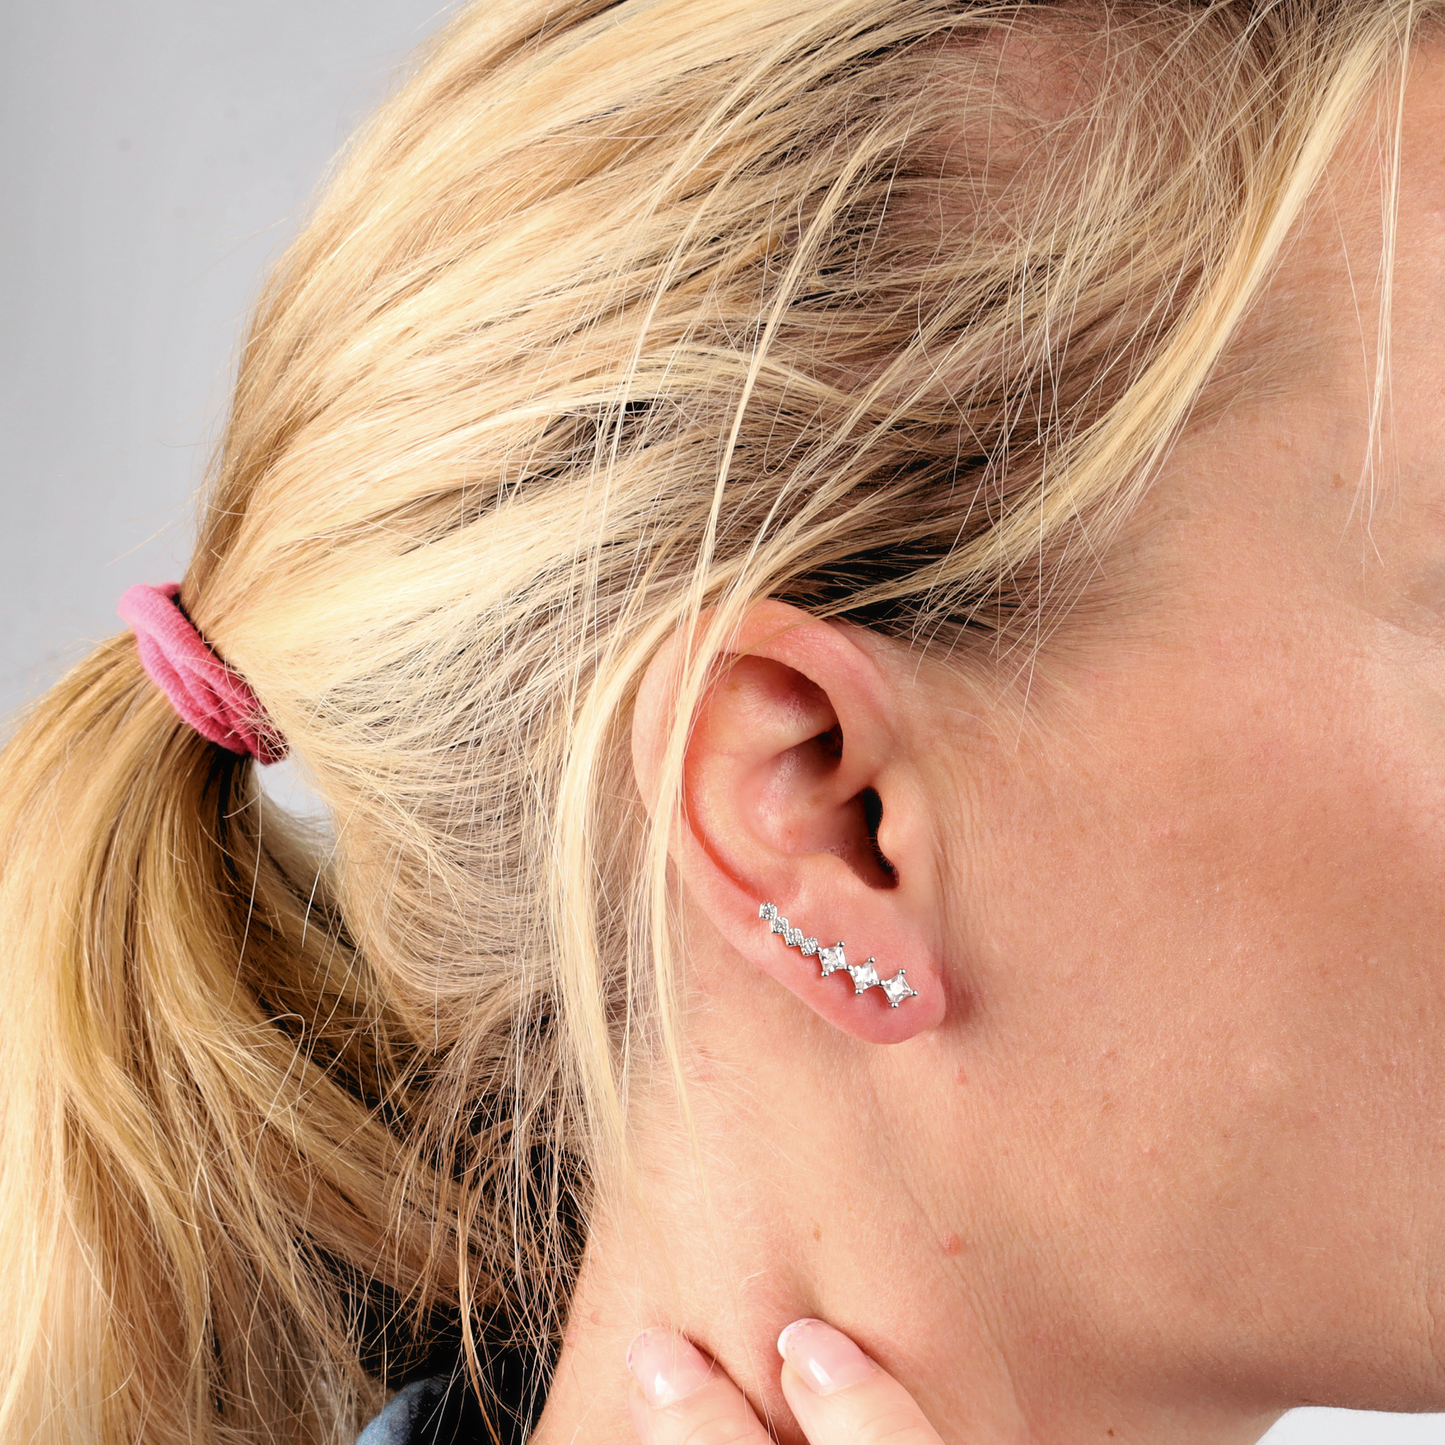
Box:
[0, 636, 437, 1442]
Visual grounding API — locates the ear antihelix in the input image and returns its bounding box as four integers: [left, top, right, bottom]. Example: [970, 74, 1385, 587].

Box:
[758, 902, 918, 1008]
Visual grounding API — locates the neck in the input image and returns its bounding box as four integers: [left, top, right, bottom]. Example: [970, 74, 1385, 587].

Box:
[527, 979, 1277, 1445]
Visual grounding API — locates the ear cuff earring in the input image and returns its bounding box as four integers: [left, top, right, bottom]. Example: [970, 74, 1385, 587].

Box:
[758, 902, 918, 1008]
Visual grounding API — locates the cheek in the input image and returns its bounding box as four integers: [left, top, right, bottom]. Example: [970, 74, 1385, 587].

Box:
[969, 608, 1445, 1334]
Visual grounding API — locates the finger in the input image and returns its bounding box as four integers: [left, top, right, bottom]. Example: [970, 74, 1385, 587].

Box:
[777, 1318, 944, 1445]
[627, 1327, 773, 1445]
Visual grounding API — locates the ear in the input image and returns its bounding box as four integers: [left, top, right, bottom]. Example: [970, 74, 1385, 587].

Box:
[632, 600, 946, 1044]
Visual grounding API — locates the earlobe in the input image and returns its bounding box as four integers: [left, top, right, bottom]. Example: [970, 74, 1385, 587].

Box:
[632, 600, 946, 1044]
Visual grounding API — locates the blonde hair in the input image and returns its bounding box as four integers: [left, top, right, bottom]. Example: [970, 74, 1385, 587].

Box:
[0, 1, 1428, 1440]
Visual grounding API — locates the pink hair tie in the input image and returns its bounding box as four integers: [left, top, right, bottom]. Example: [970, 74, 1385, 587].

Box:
[117, 582, 287, 765]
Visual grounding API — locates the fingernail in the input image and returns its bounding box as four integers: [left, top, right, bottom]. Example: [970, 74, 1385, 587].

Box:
[776, 1318, 877, 1396]
[627, 1328, 713, 1407]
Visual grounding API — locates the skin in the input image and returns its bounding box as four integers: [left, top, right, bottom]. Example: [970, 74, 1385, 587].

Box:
[529, 43, 1445, 1445]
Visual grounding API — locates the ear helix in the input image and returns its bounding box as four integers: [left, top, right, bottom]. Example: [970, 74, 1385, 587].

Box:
[758, 902, 918, 1008]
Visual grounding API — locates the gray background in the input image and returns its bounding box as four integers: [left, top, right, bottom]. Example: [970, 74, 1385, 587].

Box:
[0, 4, 1441, 1441]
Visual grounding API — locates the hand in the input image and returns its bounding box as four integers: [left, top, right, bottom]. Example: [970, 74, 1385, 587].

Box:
[626, 1317, 944, 1444]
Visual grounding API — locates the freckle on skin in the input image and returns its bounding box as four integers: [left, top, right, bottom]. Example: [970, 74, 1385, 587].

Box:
[589, 1309, 602, 1326]
[813, 1222, 822, 1242]
[942, 1233, 962, 1255]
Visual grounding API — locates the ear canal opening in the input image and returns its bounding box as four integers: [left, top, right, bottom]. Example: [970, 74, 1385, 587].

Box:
[859, 786, 898, 886]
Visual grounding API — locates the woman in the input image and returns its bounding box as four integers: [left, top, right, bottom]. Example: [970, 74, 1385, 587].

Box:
[2, 1, 1441, 1442]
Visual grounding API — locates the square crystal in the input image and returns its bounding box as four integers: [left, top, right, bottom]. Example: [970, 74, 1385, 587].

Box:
[880, 970, 917, 1008]
[849, 959, 881, 993]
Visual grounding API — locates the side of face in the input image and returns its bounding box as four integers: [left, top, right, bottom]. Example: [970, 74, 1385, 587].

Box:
[923, 41, 1445, 1409]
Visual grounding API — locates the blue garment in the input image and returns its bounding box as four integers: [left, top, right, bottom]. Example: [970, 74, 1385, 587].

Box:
[357, 1371, 538, 1444]
[356, 1378, 456, 1445]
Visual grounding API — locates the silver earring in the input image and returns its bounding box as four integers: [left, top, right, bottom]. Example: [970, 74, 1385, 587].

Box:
[757, 902, 918, 1008]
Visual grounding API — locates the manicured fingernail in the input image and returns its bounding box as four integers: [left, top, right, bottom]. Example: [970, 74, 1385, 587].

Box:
[627, 1328, 713, 1407]
[776, 1318, 877, 1395]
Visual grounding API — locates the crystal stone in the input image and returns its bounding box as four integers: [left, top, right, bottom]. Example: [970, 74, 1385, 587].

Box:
[818, 943, 847, 976]
[849, 959, 881, 993]
[880, 970, 917, 1008]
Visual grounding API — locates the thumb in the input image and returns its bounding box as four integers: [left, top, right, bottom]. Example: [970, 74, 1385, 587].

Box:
[778, 1318, 945, 1445]
[626, 1328, 771, 1445]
